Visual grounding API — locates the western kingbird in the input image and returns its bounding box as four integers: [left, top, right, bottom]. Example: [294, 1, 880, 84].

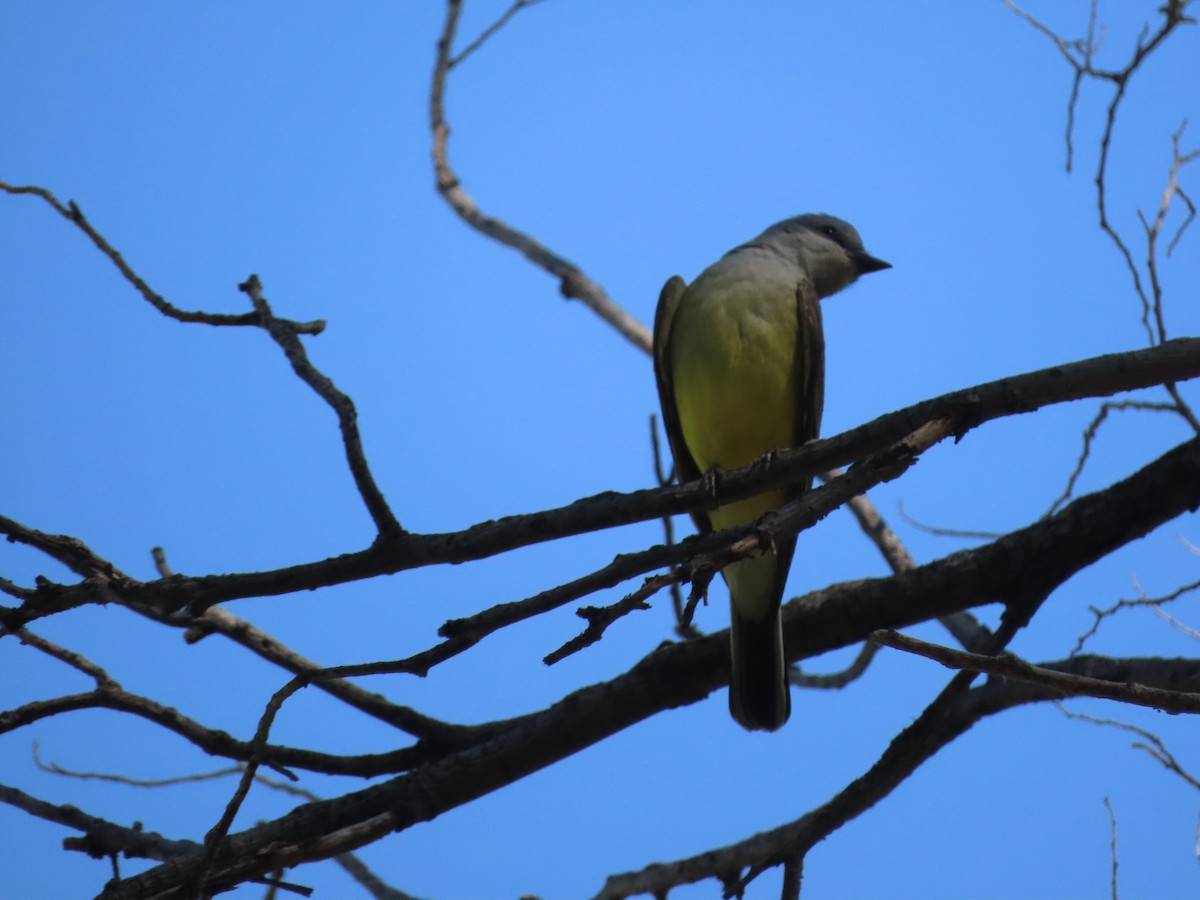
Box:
[653, 213, 890, 731]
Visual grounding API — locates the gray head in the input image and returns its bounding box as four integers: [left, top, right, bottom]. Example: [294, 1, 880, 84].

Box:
[743, 213, 891, 298]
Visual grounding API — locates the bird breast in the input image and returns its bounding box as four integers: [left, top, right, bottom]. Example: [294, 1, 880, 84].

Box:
[670, 272, 800, 485]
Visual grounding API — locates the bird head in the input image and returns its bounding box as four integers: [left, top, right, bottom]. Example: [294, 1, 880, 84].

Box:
[755, 213, 891, 298]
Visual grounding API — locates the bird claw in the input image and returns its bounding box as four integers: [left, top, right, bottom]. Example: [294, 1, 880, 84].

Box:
[753, 525, 779, 557]
[702, 466, 725, 500]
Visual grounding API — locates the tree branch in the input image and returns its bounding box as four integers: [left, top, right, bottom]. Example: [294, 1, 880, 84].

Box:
[0, 181, 324, 334]
[594, 653, 1200, 899]
[429, 0, 652, 351]
[873, 629, 1200, 713]
[4, 338, 1198, 631]
[92, 436, 1200, 898]
[237, 275, 401, 537]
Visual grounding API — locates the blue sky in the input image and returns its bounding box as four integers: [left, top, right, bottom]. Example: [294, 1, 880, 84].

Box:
[2, 2, 1199, 898]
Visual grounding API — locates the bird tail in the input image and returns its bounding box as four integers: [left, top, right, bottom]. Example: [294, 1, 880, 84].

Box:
[729, 605, 790, 731]
[726, 554, 791, 732]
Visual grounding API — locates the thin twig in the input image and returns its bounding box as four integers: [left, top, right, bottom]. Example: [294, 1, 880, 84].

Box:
[238, 276, 402, 537]
[35, 743, 242, 788]
[0, 182, 399, 539]
[449, 0, 544, 67]
[1153, 604, 1200, 642]
[895, 499, 1002, 541]
[1058, 705, 1200, 791]
[596, 651, 1200, 900]
[0, 513, 128, 582]
[544, 581, 661, 664]
[186, 605, 437, 735]
[1006, 0, 1198, 361]
[4, 634, 422, 778]
[875, 629, 1200, 713]
[781, 855, 802, 900]
[607, 608, 1041, 899]
[1047, 400, 1178, 516]
[0, 181, 324, 334]
[651, 414, 696, 639]
[15, 628, 117, 687]
[1105, 796, 1119, 900]
[34, 749, 421, 900]
[5, 338, 1200, 639]
[1071, 576, 1200, 656]
[827, 476, 991, 651]
[0, 781, 199, 864]
[193, 677, 308, 897]
[429, 0, 652, 351]
[790, 641, 879, 690]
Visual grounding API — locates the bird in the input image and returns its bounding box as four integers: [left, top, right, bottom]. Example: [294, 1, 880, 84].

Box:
[653, 213, 890, 731]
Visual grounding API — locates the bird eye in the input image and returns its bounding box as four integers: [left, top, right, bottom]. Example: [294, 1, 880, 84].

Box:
[821, 225, 837, 237]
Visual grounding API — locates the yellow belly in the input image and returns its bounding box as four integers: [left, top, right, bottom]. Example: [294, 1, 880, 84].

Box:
[670, 281, 797, 532]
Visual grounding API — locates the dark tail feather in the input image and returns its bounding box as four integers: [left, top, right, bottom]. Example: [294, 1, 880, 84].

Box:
[728, 606, 791, 732]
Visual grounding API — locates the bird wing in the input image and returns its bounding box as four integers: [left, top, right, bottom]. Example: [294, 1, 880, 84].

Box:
[791, 276, 826, 496]
[766, 276, 826, 607]
[653, 274, 711, 534]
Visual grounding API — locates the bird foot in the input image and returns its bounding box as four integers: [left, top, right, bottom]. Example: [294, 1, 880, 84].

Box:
[701, 466, 725, 500]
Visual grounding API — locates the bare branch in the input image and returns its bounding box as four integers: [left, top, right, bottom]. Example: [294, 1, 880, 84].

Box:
[1145, 121, 1200, 430]
[1006, 0, 1197, 349]
[186, 606, 436, 735]
[34, 750, 420, 900]
[790, 640, 879, 690]
[5, 337, 1197, 633]
[247, 776, 425, 900]
[543, 580, 661, 665]
[0, 659, 421, 780]
[89, 434, 1200, 896]
[0, 184, 398, 539]
[0, 781, 198, 864]
[0, 182, 400, 540]
[13, 630, 440, 780]
[0, 513, 128, 582]
[238, 275, 401, 537]
[830, 479, 992, 651]
[1105, 797, 1119, 900]
[1165, 123, 1199, 257]
[1058, 705, 1200, 791]
[1153, 604, 1200, 641]
[652, 415, 694, 640]
[0, 576, 33, 603]
[429, 0, 652, 352]
[2, 7, 1197, 896]
[221, 416, 941, 676]
[1048, 399, 1178, 515]
[1071, 575, 1200, 656]
[874, 629, 1200, 714]
[536, 419, 954, 664]
[596, 651, 1200, 899]
[193, 673, 309, 897]
[0, 181, 324, 335]
[34, 741, 241, 788]
[781, 855, 802, 900]
[151, 546, 173, 578]
[449, 0, 544, 68]
[15, 628, 117, 687]
[1143, 121, 1198, 336]
[895, 499, 1002, 541]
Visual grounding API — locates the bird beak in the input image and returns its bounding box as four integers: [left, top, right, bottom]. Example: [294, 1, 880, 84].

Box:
[855, 252, 892, 274]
